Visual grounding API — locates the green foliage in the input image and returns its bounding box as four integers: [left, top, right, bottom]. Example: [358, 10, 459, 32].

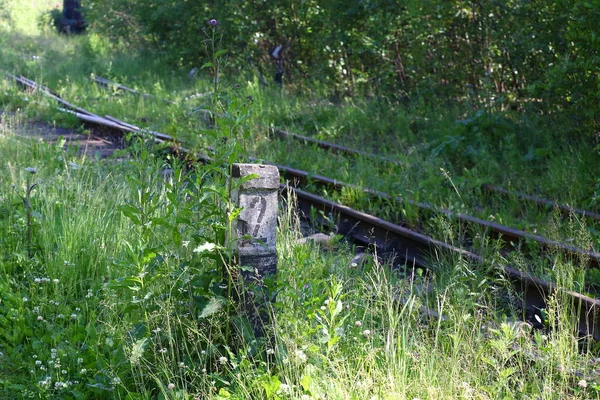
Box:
[84, 0, 599, 134]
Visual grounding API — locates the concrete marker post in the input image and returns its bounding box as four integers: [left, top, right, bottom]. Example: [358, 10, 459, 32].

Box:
[231, 163, 279, 338]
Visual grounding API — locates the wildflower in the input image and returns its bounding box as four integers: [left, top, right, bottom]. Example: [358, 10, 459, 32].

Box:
[219, 356, 228, 365]
[355, 320, 363, 327]
[279, 383, 290, 393]
[208, 19, 219, 26]
[159, 348, 167, 354]
[301, 395, 312, 400]
[71, 314, 77, 320]
[53, 279, 59, 284]
[25, 167, 37, 174]
[57, 314, 64, 319]
[37, 316, 43, 321]
[35, 360, 42, 365]
[578, 379, 588, 388]
[80, 369, 87, 374]
[77, 358, 83, 364]
[362, 329, 371, 337]
[61, 370, 67, 375]
[320, 306, 326, 311]
[266, 348, 275, 355]
[295, 350, 307, 363]
[23, 297, 28, 302]
[112, 377, 121, 385]
[35, 278, 41, 283]
[168, 383, 175, 390]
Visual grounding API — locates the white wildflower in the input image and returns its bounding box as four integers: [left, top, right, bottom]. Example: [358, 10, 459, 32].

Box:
[279, 383, 290, 393]
[295, 350, 307, 363]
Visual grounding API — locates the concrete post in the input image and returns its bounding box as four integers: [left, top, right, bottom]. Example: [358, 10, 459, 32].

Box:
[231, 163, 279, 337]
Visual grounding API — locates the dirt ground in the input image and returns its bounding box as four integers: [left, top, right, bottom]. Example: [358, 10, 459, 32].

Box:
[0, 110, 123, 158]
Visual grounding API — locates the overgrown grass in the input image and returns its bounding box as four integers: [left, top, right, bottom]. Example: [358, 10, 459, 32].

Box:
[2, 5, 600, 398]
[1, 119, 599, 399]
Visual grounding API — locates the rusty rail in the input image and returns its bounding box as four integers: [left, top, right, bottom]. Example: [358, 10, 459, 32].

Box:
[288, 185, 600, 340]
[481, 184, 600, 223]
[270, 126, 600, 223]
[269, 162, 600, 269]
[269, 128, 407, 167]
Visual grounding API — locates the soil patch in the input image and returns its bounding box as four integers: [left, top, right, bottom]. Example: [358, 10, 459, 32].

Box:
[1, 110, 124, 158]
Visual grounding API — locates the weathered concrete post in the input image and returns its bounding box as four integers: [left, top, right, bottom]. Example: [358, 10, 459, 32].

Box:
[231, 163, 279, 337]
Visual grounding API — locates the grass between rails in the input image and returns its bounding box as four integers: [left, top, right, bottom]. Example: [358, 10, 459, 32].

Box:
[1, 113, 600, 399]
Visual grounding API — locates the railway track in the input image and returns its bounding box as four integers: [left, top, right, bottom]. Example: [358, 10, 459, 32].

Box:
[270, 127, 600, 224]
[6, 72, 600, 340]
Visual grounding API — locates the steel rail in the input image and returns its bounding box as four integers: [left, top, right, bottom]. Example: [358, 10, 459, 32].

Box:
[270, 126, 600, 223]
[269, 128, 407, 167]
[287, 185, 600, 340]
[481, 184, 600, 223]
[6, 73, 97, 117]
[269, 163, 600, 270]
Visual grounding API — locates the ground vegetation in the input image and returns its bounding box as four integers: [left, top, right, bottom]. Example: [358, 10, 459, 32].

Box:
[1, 1, 600, 399]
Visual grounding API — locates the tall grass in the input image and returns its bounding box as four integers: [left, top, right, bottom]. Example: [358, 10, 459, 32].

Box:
[1, 4, 600, 398]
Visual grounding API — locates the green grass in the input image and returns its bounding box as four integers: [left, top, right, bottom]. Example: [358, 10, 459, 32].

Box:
[0, 124, 598, 399]
[2, 4, 600, 398]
